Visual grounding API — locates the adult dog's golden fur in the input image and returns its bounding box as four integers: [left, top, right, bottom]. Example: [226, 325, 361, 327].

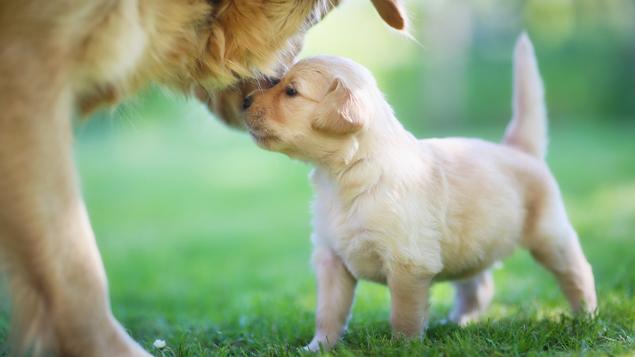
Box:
[0, 0, 406, 355]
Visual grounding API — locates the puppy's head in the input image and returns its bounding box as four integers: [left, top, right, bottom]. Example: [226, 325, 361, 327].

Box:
[243, 56, 380, 164]
[195, 0, 407, 127]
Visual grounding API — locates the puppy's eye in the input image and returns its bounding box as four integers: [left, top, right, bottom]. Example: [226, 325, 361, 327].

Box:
[285, 87, 298, 97]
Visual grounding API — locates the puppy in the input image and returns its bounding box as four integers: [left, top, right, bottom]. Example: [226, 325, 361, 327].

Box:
[0, 0, 407, 355]
[243, 34, 597, 351]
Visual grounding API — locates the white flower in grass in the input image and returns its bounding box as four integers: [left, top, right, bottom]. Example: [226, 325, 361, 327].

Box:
[153, 339, 167, 349]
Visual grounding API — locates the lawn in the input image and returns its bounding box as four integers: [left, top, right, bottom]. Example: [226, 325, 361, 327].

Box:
[4, 89, 629, 356]
[1, 2, 634, 354]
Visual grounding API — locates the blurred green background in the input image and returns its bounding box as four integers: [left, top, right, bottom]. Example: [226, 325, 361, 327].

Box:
[2, 0, 634, 355]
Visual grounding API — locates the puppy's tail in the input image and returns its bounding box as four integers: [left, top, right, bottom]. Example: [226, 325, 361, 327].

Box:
[503, 33, 548, 159]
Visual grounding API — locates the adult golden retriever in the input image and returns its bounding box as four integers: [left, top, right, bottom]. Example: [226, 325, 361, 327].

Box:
[0, 0, 405, 355]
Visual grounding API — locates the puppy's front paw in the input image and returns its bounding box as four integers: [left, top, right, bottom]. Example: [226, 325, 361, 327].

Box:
[303, 336, 334, 353]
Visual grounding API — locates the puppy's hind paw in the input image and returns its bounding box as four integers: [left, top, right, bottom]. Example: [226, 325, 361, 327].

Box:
[448, 311, 481, 327]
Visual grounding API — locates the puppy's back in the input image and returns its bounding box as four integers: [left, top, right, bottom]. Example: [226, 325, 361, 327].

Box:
[420, 138, 557, 278]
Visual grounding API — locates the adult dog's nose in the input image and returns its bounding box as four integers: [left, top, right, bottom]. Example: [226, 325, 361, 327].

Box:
[242, 95, 253, 110]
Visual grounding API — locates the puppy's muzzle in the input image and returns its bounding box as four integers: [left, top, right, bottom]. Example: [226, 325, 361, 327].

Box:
[242, 76, 281, 111]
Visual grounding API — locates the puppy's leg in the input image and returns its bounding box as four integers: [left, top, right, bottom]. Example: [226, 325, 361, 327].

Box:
[388, 269, 432, 338]
[0, 53, 148, 355]
[448, 269, 494, 326]
[305, 247, 357, 352]
[526, 202, 597, 313]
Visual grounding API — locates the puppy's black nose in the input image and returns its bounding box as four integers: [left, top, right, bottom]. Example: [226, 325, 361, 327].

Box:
[242, 95, 253, 110]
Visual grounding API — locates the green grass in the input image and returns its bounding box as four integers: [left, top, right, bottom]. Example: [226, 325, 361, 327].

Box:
[4, 91, 630, 356]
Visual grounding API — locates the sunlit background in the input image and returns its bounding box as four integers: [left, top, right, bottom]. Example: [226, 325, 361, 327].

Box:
[2, 0, 633, 354]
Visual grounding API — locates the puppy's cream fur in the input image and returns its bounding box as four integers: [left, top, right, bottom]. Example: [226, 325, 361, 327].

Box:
[245, 34, 597, 351]
[0, 0, 407, 355]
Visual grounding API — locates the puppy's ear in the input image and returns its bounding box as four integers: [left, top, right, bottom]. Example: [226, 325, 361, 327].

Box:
[370, 0, 407, 30]
[312, 78, 366, 135]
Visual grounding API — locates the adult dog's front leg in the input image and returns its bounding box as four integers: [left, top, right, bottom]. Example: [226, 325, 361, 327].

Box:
[0, 49, 148, 356]
[388, 269, 432, 339]
[305, 246, 357, 352]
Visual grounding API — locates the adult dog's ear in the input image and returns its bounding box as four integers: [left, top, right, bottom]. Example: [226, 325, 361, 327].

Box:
[370, 0, 407, 30]
[312, 78, 367, 135]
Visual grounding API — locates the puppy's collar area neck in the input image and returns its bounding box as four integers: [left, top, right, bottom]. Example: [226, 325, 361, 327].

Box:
[334, 157, 368, 179]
